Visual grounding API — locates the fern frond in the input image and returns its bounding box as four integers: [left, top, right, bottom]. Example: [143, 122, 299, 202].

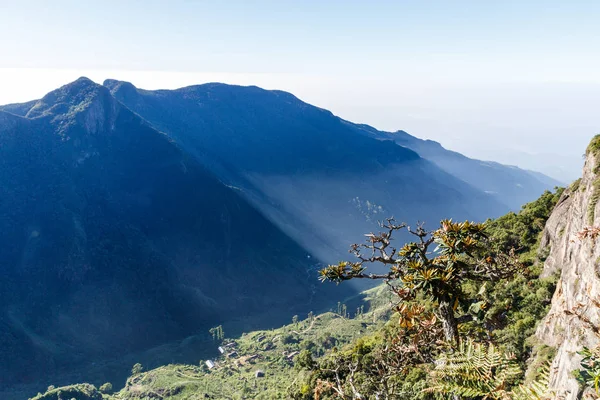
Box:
[425, 340, 521, 399]
[512, 364, 560, 400]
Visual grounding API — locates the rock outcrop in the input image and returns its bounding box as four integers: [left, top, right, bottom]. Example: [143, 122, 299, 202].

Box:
[535, 137, 600, 399]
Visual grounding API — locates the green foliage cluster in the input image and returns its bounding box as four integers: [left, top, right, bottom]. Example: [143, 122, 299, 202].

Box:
[461, 189, 563, 368]
[575, 346, 600, 396]
[589, 178, 600, 224]
[209, 325, 225, 341]
[320, 219, 525, 346]
[586, 134, 600, 158]
[33, 287, 388, 400]
[297, 189, 564, 398]
[570, 178, 582, 192]
[484, 188, 564, 267]
[586, 135, 600, 222]
[293, 305, 441, 399]
[29, 383, 104, 400]
[426, 340, 552, 400]
[426, 340, 522, 399]
[98, 382, 113, 394]
[131, 363, 143, 375]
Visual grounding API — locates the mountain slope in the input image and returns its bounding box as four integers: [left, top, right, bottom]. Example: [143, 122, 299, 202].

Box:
[104, 79, 508, 261]
[0, 78, 349, 387]
[350, 124, 562, 210]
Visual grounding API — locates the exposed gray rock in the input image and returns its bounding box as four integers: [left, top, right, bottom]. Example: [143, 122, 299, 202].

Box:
[535, 149, 600, 399]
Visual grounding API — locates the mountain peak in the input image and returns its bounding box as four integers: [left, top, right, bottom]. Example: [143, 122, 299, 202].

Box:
[70, 76, 96, 88]
[103, 78, 136, 93]
[24, 77, 123, 137]
[26, 77, 107, 119]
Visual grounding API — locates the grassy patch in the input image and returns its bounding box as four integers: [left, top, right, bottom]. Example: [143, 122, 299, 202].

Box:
[29, 286, 393, 400]
[29, 384, 104, 400]
[524, 341, 557, 383]
[586, 135, 600, 224]
[586, 134, 600, 159]
[588, 177, 600, 224]
[116, 311, 388, 399]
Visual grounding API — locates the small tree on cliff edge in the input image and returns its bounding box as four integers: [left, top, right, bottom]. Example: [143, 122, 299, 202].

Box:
[319, 218, 522, 344]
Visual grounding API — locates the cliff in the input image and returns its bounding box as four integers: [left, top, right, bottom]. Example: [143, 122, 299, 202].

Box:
[535, 136, 600, 398]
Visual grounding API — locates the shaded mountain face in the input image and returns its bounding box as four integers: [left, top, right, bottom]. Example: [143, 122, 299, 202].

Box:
[350, 124, 562, 210]
[104, 80, 509, 261]
[0, 78, 347, 386]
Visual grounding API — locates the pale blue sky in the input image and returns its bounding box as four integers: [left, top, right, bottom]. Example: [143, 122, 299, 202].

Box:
[1, 0, 599, 180]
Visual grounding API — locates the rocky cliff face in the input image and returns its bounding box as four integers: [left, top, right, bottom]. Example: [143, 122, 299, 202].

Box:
[535, 140, 600, 399]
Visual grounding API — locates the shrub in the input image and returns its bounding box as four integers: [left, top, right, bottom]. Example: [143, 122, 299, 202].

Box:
[99, 382, 113, 393]
[131, 362, 143, 375]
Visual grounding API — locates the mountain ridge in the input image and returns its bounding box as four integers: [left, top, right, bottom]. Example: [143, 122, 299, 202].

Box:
[349, 121, 563, 209]
[103, 78, 520, 262]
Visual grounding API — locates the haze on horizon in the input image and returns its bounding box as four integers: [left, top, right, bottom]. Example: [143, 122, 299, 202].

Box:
[1, 0, 599, 182]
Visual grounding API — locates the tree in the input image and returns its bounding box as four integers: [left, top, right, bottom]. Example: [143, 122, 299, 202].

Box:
[131, 363, 143, 375]
[99, 382, 113, 394]
[209, 325, 225, 341]
[355, 305, 364, 318]
[310, 304, 442, 399]
[319, 219, 522, 344]
[296, 349, 316, 370]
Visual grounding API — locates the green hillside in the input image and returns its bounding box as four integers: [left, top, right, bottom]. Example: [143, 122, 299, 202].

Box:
[28, 286, 394, 400]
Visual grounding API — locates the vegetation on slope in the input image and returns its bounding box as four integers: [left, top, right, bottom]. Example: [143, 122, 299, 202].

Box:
[296, 189, 563, 399]
[586, 134, 600, 223]
[462, 188, 564, 366]
[29, 384, 104, 400]
[27, 287, 394, 400]
[426, 341, 532, 399]
[29, 188, 565, 400]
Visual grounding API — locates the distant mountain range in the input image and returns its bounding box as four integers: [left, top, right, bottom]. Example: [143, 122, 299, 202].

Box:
[350, 123, 562, 209]
[0, 77, 559, 387]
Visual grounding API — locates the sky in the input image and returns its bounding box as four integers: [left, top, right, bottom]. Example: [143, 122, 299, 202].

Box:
[1, 0, 599, 181]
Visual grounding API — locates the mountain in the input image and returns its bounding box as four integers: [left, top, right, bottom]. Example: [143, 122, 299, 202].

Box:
[350, 124, 563, 210]
[103, 79, 516, 261]
[0, 77, 558, 395]
[0, 78, 349, 387]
